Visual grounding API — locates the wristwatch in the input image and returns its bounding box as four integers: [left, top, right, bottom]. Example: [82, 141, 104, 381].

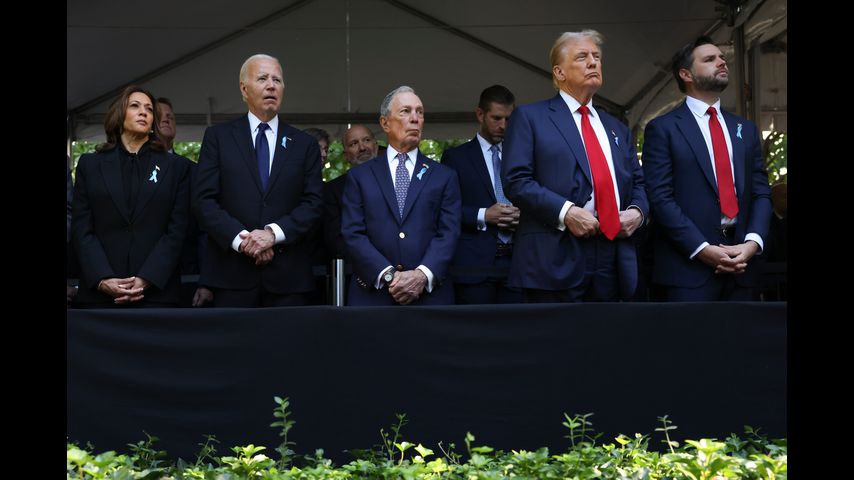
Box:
[382, 268, 395, 287]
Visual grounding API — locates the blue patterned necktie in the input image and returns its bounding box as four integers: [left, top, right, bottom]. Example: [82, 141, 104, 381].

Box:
[255, 123, 270, 190]
[394, 152, 410, 219]
[490, 144, 512, 243]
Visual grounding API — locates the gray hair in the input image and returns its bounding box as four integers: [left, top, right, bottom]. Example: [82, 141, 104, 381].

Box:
[239, 53, 280, 83]
[380, 86, 416, 117]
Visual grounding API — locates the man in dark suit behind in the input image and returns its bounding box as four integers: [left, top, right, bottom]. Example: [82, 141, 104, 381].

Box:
[641, 36, 771, 301]
[442, 85, 522, 304]
[503, 30, 648, 303]
[342, 86, 461, 306]
[193, 53, 323, 307]
[323, 124, 378, 259]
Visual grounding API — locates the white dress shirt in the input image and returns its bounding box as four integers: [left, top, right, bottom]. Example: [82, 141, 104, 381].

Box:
[555, 90, 628, 231]
[684, 96, 763, 258]
[376, 146, 435, 292]
[475, 133, 502, 231]
[230, 112, 286, 252]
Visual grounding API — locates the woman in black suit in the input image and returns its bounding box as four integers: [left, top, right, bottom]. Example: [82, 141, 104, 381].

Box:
[71, 85, 190, 307]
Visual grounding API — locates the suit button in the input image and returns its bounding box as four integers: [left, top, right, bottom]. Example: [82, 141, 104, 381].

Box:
[399, 232, 405, 239]
[396, 264, 404, 271]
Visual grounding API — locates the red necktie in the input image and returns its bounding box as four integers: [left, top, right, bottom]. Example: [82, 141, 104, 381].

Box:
[707, 106, 739, 218]
[577, 105, 619, 240]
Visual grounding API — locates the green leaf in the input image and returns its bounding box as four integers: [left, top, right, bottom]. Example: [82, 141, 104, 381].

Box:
[414, 443, 433, 458]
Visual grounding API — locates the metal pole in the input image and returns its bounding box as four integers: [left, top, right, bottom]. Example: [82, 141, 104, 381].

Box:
[332, 258, 345, 306]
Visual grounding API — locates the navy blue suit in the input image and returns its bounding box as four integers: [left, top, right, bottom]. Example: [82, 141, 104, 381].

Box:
[641, 101, 771, 294]
[72, 147, 191, 306]
[503, 95, 648, 299]
[442, 137, 522, 304]
[192, 116, 323, 296]
[341, 152, 461, 306]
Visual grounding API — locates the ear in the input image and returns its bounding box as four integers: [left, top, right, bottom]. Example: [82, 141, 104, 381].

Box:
[379, 116, 390, 133]
[475, 107, 485, 124]
[678, 68, 693, 85]
[239, 81, 248, 101]
[552, 65, 564, 82]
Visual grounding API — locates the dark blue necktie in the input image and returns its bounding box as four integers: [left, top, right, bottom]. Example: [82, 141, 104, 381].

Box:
[394, 152, 410, 219]
[255, 123, 270, 190]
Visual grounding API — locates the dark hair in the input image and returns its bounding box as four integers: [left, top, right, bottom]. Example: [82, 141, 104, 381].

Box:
[97, 85, 165, 153]
[303, 127, 330, 143]
[156, 97, 173, 109]
[478, 84, 515, 111]
[671, 36, 716, 93]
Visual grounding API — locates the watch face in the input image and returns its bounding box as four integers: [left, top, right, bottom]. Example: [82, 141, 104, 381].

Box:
[384, 272, 394, 283]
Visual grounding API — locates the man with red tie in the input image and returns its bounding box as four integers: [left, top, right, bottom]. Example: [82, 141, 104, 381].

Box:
[642, 36, 772, 301]
[503, 30, 648, 302]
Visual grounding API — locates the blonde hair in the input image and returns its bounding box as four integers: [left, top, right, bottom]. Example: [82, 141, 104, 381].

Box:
[549, 30, 604, 89]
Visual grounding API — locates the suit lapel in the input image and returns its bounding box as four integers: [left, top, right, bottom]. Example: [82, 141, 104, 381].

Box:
[469, 138, 496, 202]
[132, 152, 168, 221]
[369, 157, 401, 223]
[400, 153, 432, 222]
[101, 149, 131, 223]
[231, 117, 265, 194]
[598, 113, 630, 208]
[547, 96, 592, 186]
[266, 123, 292, 194]
[722, 111, 746, 200]
[674, 102, 718, 193]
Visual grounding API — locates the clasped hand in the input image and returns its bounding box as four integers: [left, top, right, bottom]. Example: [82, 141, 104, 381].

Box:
[388, 270, 427, 305]
[99, 276, 149, 304]
[240, 229, 276, 265]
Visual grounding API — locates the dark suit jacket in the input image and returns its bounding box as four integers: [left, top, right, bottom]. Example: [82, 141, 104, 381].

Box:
[341, 153, 461, 305]
[322, 173, 347, 259]
[503, 95, 648, 298]
[641, 101, 771, 287]
[71, 147, 191, 305]
[441, 137, 504, 284]
[192, 116, 323, 294]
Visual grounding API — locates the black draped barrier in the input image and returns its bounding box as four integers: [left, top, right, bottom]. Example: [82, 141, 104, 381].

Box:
[67, 303, 786, 462]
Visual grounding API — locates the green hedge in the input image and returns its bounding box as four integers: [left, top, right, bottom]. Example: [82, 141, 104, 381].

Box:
[67, 399, 787, 479]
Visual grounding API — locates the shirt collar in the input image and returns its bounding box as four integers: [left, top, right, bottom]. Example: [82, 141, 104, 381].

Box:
[475, 132, 500, 152]
[247, 112, 279, 135]
[559, 90, 597, 117]
[386, 145, 417, 165]
[685, 95, 722, 119]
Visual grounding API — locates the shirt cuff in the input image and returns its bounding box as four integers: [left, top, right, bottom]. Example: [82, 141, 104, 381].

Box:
[374, 265, 394, 290]
[416, 265, 434, 293]
[745, 233, 764, 253]
[627, 205, 645, 225]
[557, 201, 574, 231]
[477, 208, 487, 231]
[690, 242, 710, 259]
[265, 223, 285, 244]
[232, 230, 250, 252]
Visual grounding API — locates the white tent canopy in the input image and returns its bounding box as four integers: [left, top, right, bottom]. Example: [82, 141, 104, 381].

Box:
[67, 0, 786, 145]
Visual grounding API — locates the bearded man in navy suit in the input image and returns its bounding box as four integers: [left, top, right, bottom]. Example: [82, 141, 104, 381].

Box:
[342, 86, 461, 306]
[503, 30, 648, 303]
[193, 53, 323, 307]
[442, 85, 522, 304]
[641, 36, 771, 301]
